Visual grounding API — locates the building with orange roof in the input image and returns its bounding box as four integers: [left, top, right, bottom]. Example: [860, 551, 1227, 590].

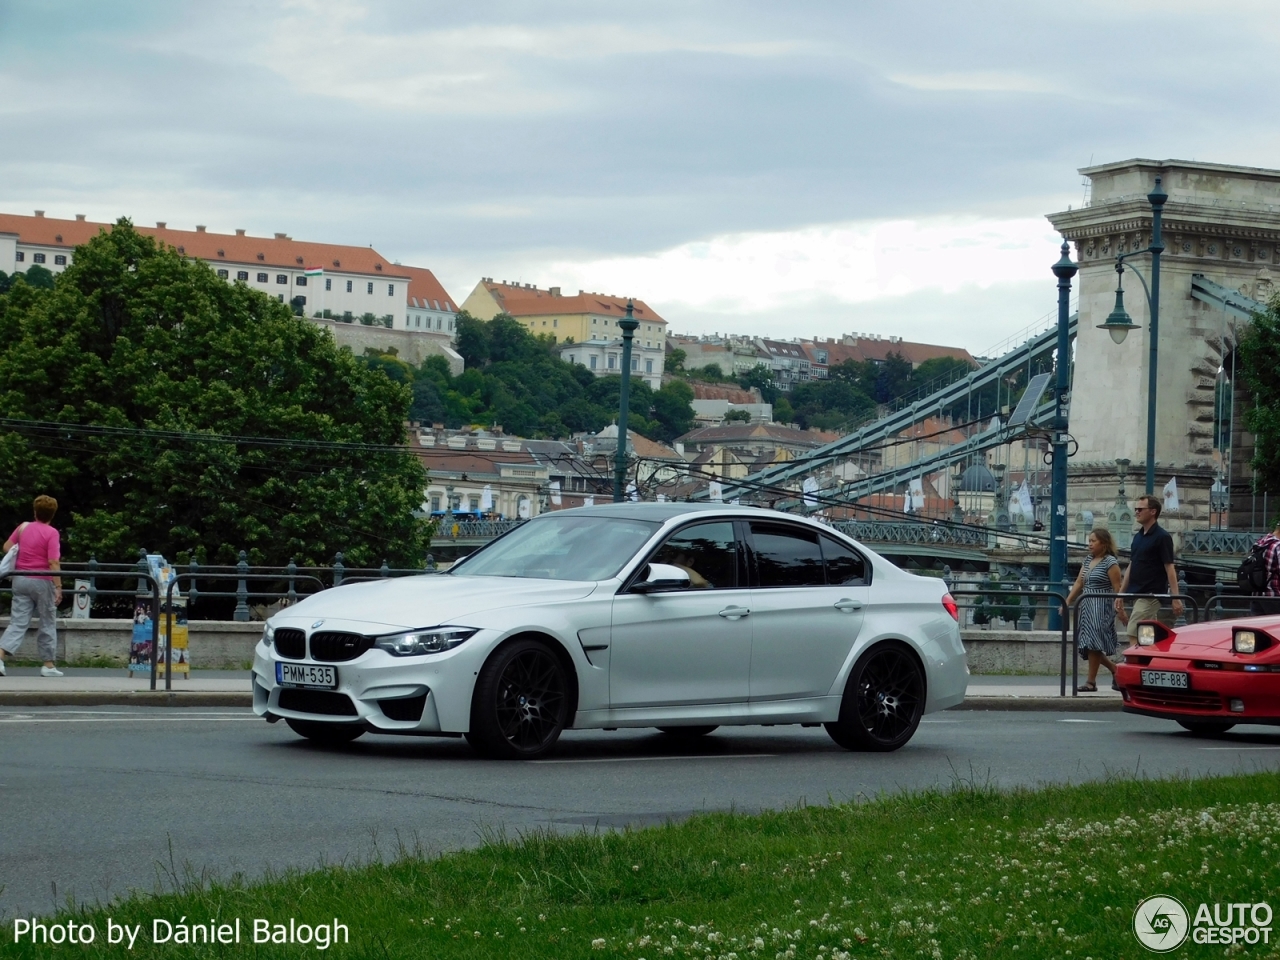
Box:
[0, 209, 459, 340]
[460, 279, 667, 376]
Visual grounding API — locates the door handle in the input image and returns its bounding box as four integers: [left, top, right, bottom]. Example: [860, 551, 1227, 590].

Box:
[834, 598, 863, 613]
[718, 606, 750, 619]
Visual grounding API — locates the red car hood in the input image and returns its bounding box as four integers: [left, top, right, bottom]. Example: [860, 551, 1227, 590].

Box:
[1154, 615, 1280, 655]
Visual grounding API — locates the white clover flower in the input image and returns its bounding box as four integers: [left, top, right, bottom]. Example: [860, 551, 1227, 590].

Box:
[592, 937, 607, 949]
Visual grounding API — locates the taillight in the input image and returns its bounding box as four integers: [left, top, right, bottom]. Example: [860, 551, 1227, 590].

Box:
[941, 593, 959, 621]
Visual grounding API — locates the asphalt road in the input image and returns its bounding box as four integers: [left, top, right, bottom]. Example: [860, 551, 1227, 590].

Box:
[3, 707, 1280, 919]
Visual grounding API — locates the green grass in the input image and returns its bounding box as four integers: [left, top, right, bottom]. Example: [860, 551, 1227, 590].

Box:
[5, 772, 1280, 958]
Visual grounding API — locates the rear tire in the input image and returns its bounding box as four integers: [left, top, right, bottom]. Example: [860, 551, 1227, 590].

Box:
[285, 718, 365, 743]
[1176, 719, 1236, 736]
[468, 638, 569, 760]
[825, 641, 925, 752]
[656, 725, 718, 737]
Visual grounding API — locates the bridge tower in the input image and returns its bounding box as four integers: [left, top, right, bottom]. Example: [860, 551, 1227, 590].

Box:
[1048, 159, 1280, 538]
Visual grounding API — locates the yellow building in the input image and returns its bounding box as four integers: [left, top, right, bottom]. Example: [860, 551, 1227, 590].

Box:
[460, 279, 668, 356]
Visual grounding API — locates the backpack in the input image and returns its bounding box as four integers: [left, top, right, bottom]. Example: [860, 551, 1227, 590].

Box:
[1237, 539, 1272, 595]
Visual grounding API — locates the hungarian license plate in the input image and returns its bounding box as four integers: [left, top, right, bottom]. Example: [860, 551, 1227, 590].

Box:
[1141, 669, 1189, 690]
[277, 662, 337, 689]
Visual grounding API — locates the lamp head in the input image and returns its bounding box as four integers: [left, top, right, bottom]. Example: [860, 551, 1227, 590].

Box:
[1051, 241, 1078, 280]
[1098, 264, 1139, 344]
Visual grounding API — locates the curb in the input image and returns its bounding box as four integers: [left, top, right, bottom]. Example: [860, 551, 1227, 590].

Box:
[0, 692, 253, 708]
[952, 696, 1123, 712]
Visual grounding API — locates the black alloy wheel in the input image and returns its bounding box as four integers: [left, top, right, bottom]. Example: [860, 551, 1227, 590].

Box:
[467, 639, 569, 760]
[1176, 719, 1236, 736]
[825, 641, 925, 752]
[284, 718, 366, 743]
[656, 726, 719, 737]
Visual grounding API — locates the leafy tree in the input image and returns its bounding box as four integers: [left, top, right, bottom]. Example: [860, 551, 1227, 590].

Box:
[694, 362, 726, 381]
[724, 408, 751, 423]
[650, 380, 695, 442]
[872, 352, 913, 403]
[1241, 299, 1280, 505]
[21, 265, 55, 290]
[0, 271, 9, 294]
[665, 347, 686, 373]
[0, 221, 431, 568]
[454, 310, 491, 367]
[774, 396, 795, 424]
[737, 364, 780, 404]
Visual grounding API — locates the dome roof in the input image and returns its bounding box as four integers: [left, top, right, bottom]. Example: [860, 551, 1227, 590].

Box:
[958, 464, 996, 492]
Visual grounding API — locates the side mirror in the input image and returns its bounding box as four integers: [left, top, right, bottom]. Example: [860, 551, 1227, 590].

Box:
[631, 562, 691, 594]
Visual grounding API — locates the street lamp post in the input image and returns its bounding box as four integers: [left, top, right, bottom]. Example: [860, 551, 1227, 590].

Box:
[1049, 242, 1078, 629]
[613, 299, 640, 502]
[1095, 176, 1168, 496]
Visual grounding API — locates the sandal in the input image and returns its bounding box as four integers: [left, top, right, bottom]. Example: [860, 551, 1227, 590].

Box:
[1076, 682, 1098, 693]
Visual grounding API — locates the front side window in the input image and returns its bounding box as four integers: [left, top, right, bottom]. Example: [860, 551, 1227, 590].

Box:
[276, 274, 287, 284]
[33, 253, 46, 263]
[14, 252, 23, 262]
[325, 278, 332, 290]
[237, 270, 249, 281]
[589, 355, 597, 370]
[650, 522, 738, 589]
[346, 280, 353, 292]
[646, 359, 653, 373]
[216, 268, 229, 278]
[821, 535, 868, 585]
[367, 282, 374, 294]
[297, 276, 307, 286]
[54, 255, 67, 266]
[257, 272, 268, 282]
[387, 284, 394, 296]
[452, 515, 660, 582]
[752, 523, 824, 587]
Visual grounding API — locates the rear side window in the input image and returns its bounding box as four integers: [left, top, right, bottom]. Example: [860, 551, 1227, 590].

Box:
[752, 523, 824, 587]
[821, 534, 868, 585]
[651, 521, 738, 589]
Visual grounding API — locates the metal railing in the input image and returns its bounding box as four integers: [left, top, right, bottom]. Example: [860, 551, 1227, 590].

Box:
[1182, 530, 1267, 555]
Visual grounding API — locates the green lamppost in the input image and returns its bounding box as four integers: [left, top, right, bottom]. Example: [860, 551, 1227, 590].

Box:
[613, 299, 640, 502]
[1095, 175, 1167, 495]
[1049, 242, 1078, 631]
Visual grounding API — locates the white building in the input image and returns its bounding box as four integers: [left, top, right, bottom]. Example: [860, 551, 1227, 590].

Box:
[0, 211, 458, 343]
[554, 336, 664, 390]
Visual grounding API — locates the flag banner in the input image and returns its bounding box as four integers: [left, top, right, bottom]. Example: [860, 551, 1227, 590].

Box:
[1163, 476, 1180, 511]
[480, 485, 493, 511]
[584, 496, 595, 507]
[1017, 481, 1034, 519]
[803, 477, 819, 507]
[709, 480, 723, 502]
[626, 482, 638, 502]
[908, 478, 925, 512]
[518, 498, 531, 519]
[550, 480, 562, 505]
[304, 266, 324, 277]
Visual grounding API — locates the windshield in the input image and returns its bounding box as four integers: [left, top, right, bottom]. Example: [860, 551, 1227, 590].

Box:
[451, 515, 661, 581]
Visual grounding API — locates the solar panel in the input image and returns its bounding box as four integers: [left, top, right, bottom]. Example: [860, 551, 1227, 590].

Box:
[1007, 372, 1052, 427]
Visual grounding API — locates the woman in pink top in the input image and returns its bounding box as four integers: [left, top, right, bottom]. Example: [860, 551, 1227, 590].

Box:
[0, 495, 64, 677]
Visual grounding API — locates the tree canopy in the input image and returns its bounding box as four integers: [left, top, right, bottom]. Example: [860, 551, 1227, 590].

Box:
[392, 312, 696, 443]
[0, 221, 431, 567]
[1241, 298, 1280, 509]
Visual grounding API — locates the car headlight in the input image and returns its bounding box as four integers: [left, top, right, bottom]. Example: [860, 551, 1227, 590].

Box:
[261, 623, 275, 647]
[1234, 630, 1258, 654]
[375, 626, 478, 657]
[1137, 623, 1157, 646]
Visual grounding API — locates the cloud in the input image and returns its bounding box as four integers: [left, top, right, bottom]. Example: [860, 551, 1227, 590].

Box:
[887, 71, 1063, 94]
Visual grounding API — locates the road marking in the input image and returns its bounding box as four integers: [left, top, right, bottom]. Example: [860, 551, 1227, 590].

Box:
[0, 716, 258, 724]
[534, 753, 777, 764]
[1199, 745, 1280, 751]
[1057, 719, 1113, 724]
[921, 719, 961, 723]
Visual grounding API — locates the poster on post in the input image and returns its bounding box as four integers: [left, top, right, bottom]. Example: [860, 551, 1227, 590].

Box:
[128, 600, 153, 675]
[157, 598, 189, 679]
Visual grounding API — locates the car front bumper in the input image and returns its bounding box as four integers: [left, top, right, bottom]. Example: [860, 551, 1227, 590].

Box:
[1116, 659, 1280, 724]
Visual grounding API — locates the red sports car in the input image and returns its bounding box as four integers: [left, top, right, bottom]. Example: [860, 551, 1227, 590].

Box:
[1115, 616, 1280, 734]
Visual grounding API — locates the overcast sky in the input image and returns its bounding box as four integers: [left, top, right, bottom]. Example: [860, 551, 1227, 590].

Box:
[4, 0, 1279, 353]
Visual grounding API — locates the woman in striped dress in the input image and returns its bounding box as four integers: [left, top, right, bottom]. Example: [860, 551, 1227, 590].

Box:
[1065, 528, 1124, 692]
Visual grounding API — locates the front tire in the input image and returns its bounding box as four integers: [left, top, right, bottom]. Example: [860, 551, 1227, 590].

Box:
[285, 718, 365, 743]
[825, 641, 925, 752]
[1176, 719, 1236, 736]
[656, 725, 718, 737]
[467, 639, 569, 760]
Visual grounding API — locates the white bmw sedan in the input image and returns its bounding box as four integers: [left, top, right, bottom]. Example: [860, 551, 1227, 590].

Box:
[252, 503, 967, 759]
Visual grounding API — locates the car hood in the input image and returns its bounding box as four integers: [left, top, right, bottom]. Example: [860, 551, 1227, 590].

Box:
[273, 575, 601, 632]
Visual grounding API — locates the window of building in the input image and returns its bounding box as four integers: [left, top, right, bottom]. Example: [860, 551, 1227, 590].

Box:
[367, 282, 374, 294]
[646, 359, 653, 373]
[447, 319, 454, 331]
[33, 253, 46, 264]
[632, 358, 638, 371]
[436, 317, 442, 330]
[608, 355, 616, 370]
[277, 294, 284, 302]
[237, 270, 249, 281]
[14, 252, 23, 262]
[589, 355, 598, 370]
[430, 495, 441, 513]
[387, 284, 394, 296]
[592, 318, 597, 325]
[216, 268, 229, 279]
[346, 280, 353, 292]
[54, 255, 67, 266]
[296, 276, 307, 286]
[325, 278, 331, 291]
[553, 318, 558, 328]
[568, 355, 576, 364]
[276, 274, 288, 284]
[257, 272, 268, 283]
